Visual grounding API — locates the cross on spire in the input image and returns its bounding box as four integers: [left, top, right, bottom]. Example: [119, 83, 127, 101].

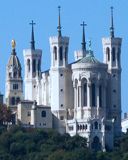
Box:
[29, 20, 36, 50]
[110, 6, 114, 38]
[81, 21, 87, 51]
[57, 6, 62, 37]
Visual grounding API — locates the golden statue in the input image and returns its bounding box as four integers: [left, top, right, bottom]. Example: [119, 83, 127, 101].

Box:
[11, 39, 16, 49]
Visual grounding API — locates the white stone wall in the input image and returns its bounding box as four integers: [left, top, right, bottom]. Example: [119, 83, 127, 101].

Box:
[102, 37, 122, 137]
[23, 49, 42, 101]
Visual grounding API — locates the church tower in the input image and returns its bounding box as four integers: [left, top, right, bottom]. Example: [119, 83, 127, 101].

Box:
[5, 40, 23, 111]
[49, 6, 71, 133]
[23, 21, 42, 101]
[102, 7, 122, 137]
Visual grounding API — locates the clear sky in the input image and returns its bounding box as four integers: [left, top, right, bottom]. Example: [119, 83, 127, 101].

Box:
[0, 0, 128, 115]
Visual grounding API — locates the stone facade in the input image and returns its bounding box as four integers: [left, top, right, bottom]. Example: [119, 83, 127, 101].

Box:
[5, 8, 122, 151]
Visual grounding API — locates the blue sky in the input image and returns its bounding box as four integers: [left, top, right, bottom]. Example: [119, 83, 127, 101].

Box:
[0, 0, 128, 114]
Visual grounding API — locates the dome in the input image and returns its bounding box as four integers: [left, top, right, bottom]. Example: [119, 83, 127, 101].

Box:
[78, 51, 102, 64]
[7, 49, 21, 69]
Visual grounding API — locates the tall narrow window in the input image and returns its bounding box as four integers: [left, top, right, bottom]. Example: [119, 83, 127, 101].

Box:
[83, 83, 87, 106]
[60, 46, 63, 61]
[112, 47, 116, 61]
[54, 46, 57, 60]
[65, 47, 68, 60]
[38, 59, 41, 72]
[92, 83, 96, 106]
[117, 48, 120, 62]
[94, 121, 98, 129]
[11, 97, 15, 105]
[14, 72, 17, 78]
[32, 59, 36, 72]
[99, 85, 102, 107]
[106, 47, 110, 61]
[27, 59, 30, 72]
[16, 97, 20, 104]
[41, 111, 46, 117]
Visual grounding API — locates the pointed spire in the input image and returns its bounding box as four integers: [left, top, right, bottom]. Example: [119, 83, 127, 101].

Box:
[81, 21, 87, 52]
[57, 6, 62, 37]
[29, 20, 36, 50]
[110, 6, 114, 38]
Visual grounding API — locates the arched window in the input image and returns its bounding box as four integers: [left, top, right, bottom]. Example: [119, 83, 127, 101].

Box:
[38, 59, 41, 72]
[94, 121, 98, 130]
[99, 124, 101, 130]
[92, 83, 96, 106]
[106, 47, 110, 61]
[59, 46, 63, 61]
[41, 111, 46, 117]
[85, 124, 88, 130]
[14, 71, 17, 78]
[99, 85, 102, 107]
[77, 125, 80, 130]
[117, 48, 121, 62]
[27, 59, 30, 72]
[82, 78, 87, 107]
[83, 83, 87, 106]
[11, 97, 15, 105]
[16, 97, 20, 104]
[80, 125, 82, 130]
[83, 125, 85, 130]
[19, 71, 21, 77]
[112, 47, 116, 61]
[32, 59, 36, 72]
[54, 46, 57, 60]
[65, 47, 68, 60]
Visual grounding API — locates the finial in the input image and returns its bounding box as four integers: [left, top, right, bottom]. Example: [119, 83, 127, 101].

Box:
[81, 21, 87, 52]
[29, 20, 36, 50]
[57, 6, 62, 37]
[11, 40, 16, 49]
[110, 6, 114, 38]
[11, 39, 16, 55]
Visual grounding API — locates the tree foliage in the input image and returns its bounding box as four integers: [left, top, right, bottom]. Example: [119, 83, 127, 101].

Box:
[0, 126, 127, 160]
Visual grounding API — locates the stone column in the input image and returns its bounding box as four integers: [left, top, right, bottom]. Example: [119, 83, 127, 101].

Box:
[103, 82, 107, 118]
[73, 83, 77, 118]
[87, 82, 91, 107]
[79, 85, 82, 108]
[96, 82, 100, 117]
[87, 82, 91, 118]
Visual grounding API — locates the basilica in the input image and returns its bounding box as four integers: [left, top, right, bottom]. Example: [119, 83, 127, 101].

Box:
[5, 7, 122, 151]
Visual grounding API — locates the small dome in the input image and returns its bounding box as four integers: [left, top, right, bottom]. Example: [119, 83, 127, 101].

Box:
[78, 51, 101, 64]
[8, 53, 21, 69]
